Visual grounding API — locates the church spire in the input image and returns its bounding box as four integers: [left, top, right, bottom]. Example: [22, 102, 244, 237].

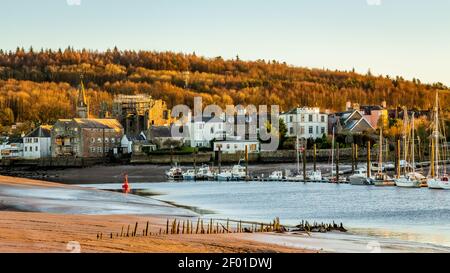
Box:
[76, 75, 89, 118]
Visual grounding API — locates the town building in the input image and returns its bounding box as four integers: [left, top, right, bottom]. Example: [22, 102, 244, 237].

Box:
[345, 101, 388, 129]
[76, 79, 89, 119]
[280, 107, 328, 140]
[0, 137, 23, 159]
[328, 110, 374, 134]
[148, 126, 184, 150]
[112, 94, 172, 136]
[51, 118, 124, 158]
[187, 116, 227, 148]
[213, 139, 260, 154]
[51, 79, 124, 158]
[23, 125, 52, 159]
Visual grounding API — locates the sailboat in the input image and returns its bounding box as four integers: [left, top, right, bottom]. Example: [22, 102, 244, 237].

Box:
[394, 110, 422, 188]
[427, 92, 450, 190]
[373, 127, 395, 186]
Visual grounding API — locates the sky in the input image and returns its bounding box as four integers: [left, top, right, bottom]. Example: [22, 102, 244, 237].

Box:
[1, 0, 449, 85]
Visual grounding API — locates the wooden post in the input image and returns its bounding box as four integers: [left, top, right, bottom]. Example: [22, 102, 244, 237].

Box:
[166, 219, 169, 235]
[226, 219, 229, 233]
[196, 219, 200, 234]
[126, 225, 130, 237]
[397, 139, 401, 178]
[182, 221, 185, 234]
[367, 141, 371, 178]
[313, 144, 317, 172]
[303, 144, 307, 181]
[218, 146, 222, 174]
[355, 144, 358, 169]
[336, 145, 340, 183]
[351, 143, 355, 174]
[120, 226, 124, 237]
[133, 222, 138, 237]
[145, 221, 149, 236]
[245, 145, 249, 178]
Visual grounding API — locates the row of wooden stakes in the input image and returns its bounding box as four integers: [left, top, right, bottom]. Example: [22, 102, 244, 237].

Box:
[96, 217, 285, 240]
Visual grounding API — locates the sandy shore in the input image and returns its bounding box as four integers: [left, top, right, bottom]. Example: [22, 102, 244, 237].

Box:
[0, 175, 308, 253]
[0, 211, 308, 253]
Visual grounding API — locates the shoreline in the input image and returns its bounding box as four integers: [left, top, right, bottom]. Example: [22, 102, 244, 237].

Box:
[1, 175, 449, 253]
[0, 175, 308, 253]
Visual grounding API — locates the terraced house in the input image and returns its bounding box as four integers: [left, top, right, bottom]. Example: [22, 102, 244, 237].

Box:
[51, 118, 124, 158]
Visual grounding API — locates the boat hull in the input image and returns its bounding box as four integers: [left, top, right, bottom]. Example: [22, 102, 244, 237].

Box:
[394, 178, 421, 188]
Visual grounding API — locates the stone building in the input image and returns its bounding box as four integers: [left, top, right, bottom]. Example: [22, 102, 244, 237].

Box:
[51, 78, 124, 158]
[51, 118, 123, 158]
[112, 94, 172, 136]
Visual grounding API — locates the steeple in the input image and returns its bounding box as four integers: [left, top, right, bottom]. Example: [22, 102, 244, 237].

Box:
[76, 75, 89, 118]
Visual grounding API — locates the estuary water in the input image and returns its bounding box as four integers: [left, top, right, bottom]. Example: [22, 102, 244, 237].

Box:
[83, 181, 450, 248]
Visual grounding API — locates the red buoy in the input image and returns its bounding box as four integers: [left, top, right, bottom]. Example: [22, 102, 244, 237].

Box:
[122, 173, 130, 193]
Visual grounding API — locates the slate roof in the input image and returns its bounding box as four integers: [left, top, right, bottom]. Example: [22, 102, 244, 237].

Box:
[150, 126, 172, 138]
[72, 118, 123, 132]
[25, 125, 52, 138]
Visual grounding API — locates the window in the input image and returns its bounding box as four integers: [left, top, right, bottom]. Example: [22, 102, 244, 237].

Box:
[301, 115, 305, 122]
[35, 146, 38, 152]
[289, 127, 293, 134]
[111, 138, 115, 143]
[300, 126, 305, 135]
[309, 126, 313, 134]
[289, 115, 293, 123]
[309, 115, 313, 122]
[25, 147, 27, 152]
[97, 147, 102, 153]
[91, 138, 95, 143]
[211, 127, 214, 134]
[97, 138, 102, 143]
[90, 147, 96, 153]
[105, 138, 109, 143]
[321, 115, 325, 123]
[227, 144, 231, 149]
[316, 126, 319, 134]
[321, 127, 325, 134]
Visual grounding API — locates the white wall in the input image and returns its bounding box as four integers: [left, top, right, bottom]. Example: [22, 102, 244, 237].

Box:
[188, 121, 225, 147]
[23, 137, 51, 159]
[281, 108, 328, 139]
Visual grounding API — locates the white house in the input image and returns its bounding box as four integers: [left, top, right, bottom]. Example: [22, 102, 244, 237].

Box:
[280, 107, 328, 140]
[187, 116, 227, 148]
[213, 140, 260, 154]
[0, 138, 24, 159]
[23, 125, 52, 159]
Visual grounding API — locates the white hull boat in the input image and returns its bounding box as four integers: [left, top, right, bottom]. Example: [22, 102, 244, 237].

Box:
[394, 176, 421, 188]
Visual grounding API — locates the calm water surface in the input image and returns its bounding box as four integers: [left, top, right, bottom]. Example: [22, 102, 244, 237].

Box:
[87, 181, 450, 247]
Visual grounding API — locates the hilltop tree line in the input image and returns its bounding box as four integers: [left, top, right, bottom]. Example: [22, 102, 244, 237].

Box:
[0, 47, 449, 129]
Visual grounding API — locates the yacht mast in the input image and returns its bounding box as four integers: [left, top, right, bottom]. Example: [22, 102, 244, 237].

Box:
[434, 91, 440, 178]
[411, 113, 415, 173]
[331, 127, 335, 176]
[296, 135, 300, 174]
[379, 127, 383, 174]
[403, 107, 408, 175]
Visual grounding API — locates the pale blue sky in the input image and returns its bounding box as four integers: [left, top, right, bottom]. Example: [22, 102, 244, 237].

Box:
[1, 0, 449, 85]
